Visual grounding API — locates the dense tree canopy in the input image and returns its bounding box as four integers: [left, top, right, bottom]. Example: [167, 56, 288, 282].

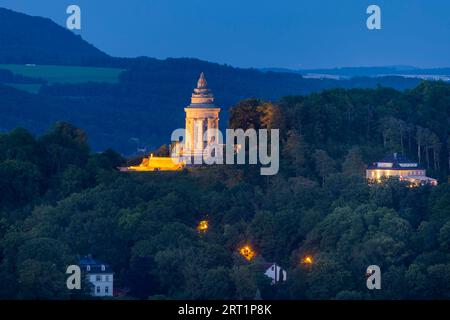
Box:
[0, 82, 449, 299]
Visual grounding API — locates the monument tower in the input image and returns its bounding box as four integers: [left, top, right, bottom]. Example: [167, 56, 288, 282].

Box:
[121, 72, 220, 172]
[183, 72, 221, 158]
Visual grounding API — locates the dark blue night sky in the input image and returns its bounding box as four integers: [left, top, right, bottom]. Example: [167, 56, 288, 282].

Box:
[2, 0, 449, 68]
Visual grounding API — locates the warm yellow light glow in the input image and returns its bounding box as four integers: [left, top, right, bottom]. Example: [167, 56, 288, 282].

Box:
[239, 245, 256, 261]
[197, 220, 209, 233]
[302, 256, 313, 265]
[122, 154, 185, 172]
[366, 160, 437, 187]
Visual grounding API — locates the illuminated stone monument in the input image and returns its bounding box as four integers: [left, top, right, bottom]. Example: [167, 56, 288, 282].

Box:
[121, 72, 220, 172]
[183, 72, 221, 159]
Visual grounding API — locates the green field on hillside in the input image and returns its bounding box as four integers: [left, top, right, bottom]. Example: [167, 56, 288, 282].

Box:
[0, 64, 125, 87]
[3, 83, 42, 94]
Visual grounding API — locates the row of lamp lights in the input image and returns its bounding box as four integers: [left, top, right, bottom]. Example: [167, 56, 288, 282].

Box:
[196, 219, 314, 266]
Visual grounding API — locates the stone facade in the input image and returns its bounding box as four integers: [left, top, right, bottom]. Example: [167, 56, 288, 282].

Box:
[121, 72, 221, 172]
[183, 73, 220, 158]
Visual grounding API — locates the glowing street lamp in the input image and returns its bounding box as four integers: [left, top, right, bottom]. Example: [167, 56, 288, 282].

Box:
[239, 245, 256, 261]
[197, 220, 209, 233]
[302, 256, 314, 265]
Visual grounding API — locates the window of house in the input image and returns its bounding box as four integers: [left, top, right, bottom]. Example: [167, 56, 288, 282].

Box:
[96, 286, 100, 293]
[105, 286, 109, 293]
[105, 275, 109, 282]
[101, 265, 106, 271]
[86, 265, 90, 271]
[96, 275, 101, 281]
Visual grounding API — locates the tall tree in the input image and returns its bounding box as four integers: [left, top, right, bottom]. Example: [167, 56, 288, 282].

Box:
[416, 126, 425, 165]
[282, 130, 308, 175]
[229, 99, 262, 130]
[257, 102, 284, 130]
[422, 128, 434, 169]
[447, 136, 450, 173]
[313, 149, 335, 186]
[406, 123, 414, 154]
[430, 133, 441, 171]
[38, 122, 90, 174]
[381, 117, 407, 154]
[342, 147, 366, 177]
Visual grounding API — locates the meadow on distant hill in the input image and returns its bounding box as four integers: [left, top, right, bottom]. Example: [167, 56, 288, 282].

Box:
[0, 64, 124, 93]
[0, 64, 124, 84]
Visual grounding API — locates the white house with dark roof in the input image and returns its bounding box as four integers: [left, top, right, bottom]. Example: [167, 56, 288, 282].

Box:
[263, 263, 287, 285]
[79, 255, 114, 297]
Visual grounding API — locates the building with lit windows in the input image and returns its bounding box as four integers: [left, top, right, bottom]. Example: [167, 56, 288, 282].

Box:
[366, 153, 437, 186]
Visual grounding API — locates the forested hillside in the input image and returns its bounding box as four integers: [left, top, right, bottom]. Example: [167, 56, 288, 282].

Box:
[0, 8, 108, 65]
[1, 64, 422, 155]
[0, 81, 449, 299]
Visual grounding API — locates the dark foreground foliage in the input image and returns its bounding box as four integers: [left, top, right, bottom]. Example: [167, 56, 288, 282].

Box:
[1, 82, 450, 299]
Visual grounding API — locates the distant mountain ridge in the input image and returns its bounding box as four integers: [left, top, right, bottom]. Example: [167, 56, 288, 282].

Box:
[0, 8, 109, 65]
[261, 66, 450, 79]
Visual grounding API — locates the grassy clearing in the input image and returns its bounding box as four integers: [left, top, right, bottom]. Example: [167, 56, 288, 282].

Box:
[3, 83, 42, 94]
[0, 64, 125, 84]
